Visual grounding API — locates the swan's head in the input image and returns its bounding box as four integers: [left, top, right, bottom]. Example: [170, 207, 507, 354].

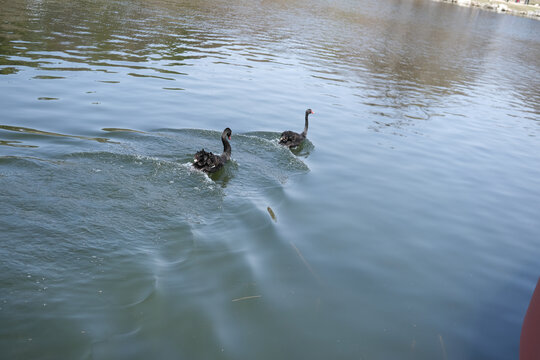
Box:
[223, 127, 232, 140]
[306, 109, 314, 115]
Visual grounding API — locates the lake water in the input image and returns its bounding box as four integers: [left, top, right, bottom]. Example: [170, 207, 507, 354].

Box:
[1, 0, 539, 358]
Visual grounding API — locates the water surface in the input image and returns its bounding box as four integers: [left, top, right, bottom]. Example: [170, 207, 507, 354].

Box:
[1, 0, 540, 359]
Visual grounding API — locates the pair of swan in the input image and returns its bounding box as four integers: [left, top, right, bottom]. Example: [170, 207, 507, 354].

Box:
[193, 109, 314, 173]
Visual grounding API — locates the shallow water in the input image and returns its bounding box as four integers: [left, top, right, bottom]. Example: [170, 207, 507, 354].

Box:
[1, 0, 539, 359]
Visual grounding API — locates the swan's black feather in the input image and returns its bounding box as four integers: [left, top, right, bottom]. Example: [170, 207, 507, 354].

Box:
[193, 149, 224, 173]
[279, 131, 305, 148]
[192, 128, 232, 173]
[279, 109, 313, 148]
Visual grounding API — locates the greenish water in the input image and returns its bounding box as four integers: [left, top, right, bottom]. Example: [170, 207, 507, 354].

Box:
[1, 0, 539, 359]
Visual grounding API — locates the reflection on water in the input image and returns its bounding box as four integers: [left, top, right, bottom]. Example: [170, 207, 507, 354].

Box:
[0, 140, 38, 148]
[102, 128, 147, 134]
[1, 0, 538, 133]
[0, 125, 116, 144]
[0, 0, 539, 359]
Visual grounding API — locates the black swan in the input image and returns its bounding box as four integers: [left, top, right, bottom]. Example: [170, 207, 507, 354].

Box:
[279, 109, 314, 148]
[193, 128, 232, 173]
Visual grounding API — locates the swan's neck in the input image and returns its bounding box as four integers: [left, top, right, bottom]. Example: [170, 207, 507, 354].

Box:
[221, 135, 231, 160]
[301, 112, 309, 137]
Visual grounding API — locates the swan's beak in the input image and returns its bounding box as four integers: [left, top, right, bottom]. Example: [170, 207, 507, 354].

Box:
[228, 136, 231, 140]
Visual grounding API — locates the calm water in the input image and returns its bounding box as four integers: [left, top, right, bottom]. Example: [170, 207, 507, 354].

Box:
[1, 0, 539, 358]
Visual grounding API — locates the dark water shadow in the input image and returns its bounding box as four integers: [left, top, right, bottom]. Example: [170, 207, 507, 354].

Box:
[289, 139, 314, 158]
[207, 160, 237, 188]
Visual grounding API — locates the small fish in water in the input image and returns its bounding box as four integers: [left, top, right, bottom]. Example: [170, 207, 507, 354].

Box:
[267, 206, 277, 222]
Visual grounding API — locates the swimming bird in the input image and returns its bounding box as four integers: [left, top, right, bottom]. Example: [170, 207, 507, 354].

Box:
[193, 128, 232, 173]
[279, 109, 314, 148]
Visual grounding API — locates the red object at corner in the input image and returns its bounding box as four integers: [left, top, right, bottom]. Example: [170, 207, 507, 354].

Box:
[521, 278, 540, 360]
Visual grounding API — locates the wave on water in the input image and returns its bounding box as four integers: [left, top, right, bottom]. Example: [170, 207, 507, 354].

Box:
[1, 128, 312, 238]
[0, 155, 66, 166]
